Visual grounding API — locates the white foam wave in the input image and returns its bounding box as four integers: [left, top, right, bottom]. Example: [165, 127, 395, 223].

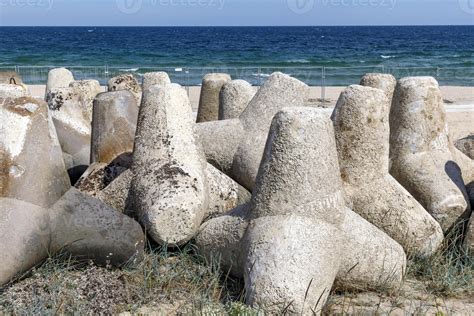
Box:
[286, 59, 311, 63]
[252, 73, 271, 78]
[119, 68, 139, 72]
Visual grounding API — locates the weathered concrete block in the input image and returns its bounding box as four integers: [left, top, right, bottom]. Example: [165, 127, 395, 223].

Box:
[75, 154, 132, 197]
[107, 74, 142, 106]
[196, 118, 244, 174]
[0, 84, 29, 99]
[233, 72, 310, 190]
[69, 80, 102, 121]
[127, 84, 208, 246]
[95, 162, 248, 220]
[360, 73, 397, 101]
[142, 71, 171, 91]
[91, 91, 138, 164]
[0, 198, 51, 286]
[197, 107, 406, 314]
[243, 108, 344, 314]
[390, 77, 471, 232]
[49, 188, 145, 266]
[194, 204, 249, 277]
[196, 73, 231, 123]
[337, 208, 406, 291]
[45, 67, 74, 98]
[96, 169, 133, 213]
[0, 192, 145, 286]
[455, 135, 474, 159]
[196, 73, 310, 187]
[47, 87, 91, 167]
[205, 163, 251, 219]
[1, 97, 70, 208]
[218, 79, 255, 120]
[332, 84, 444, 256]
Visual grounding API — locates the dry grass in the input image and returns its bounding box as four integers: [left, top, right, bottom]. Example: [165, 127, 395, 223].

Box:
[1, 226, 472, 315]
[0, 242, 259, 315]
[406, 221, 474, 297]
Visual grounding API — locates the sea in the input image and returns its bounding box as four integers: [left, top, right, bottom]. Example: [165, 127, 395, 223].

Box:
[0, 26, 473, 86]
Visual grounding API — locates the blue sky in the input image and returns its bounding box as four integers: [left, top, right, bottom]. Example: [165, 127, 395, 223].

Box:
[0, 0, 473, 26]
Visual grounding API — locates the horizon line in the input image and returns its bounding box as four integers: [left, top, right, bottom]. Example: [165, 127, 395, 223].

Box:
[1, 24, 473, 27]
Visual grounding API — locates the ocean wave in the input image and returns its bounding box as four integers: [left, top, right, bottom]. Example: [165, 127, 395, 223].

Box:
[252, 73, 271, 78]
[381, 55, 396, 59]
[286, 59, 311, 63]
[119, 68, 139, 72]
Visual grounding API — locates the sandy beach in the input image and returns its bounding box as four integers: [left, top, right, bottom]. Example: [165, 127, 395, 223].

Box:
[28, 84, 474, 107]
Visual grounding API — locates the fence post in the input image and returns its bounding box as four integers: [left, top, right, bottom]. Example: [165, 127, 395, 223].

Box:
[258, 67, 262, 86]
[321, 67, 326, 103]
[185, 67, 190, 97]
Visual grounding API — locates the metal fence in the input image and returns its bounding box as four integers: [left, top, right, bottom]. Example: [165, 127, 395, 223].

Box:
[1, 65, 473, 89]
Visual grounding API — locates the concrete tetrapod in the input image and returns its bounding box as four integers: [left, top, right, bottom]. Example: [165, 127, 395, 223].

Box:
[196, 73, 309, 187]
[196, 107, 406, 314]
[48, 188, 145, 266]
[142, 72, 171, 91]
[390, 77, 471, 232]
[90, 91, 138, 164]
[196, 118, 244, 175]
[68, 80, 102, 121]
[95, 163, 251, 218]
[359, 73, 397, 101]
[0, 84, 29, 99]
[83, 86, 249, 218]
[127, 84, 209, 246]
[331, 84, 444, 256]
[0, 97, 70, 208]
[45, 67, 74, 99]
[47, 86, 92, 167]
[455, 135, 474, 159]
[196, 73, 231, 123]
[218, 79, 256, 120]
[233, 72, 310, 190]
[108, 74, 142, 106]
[0, 192, 145, 287]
